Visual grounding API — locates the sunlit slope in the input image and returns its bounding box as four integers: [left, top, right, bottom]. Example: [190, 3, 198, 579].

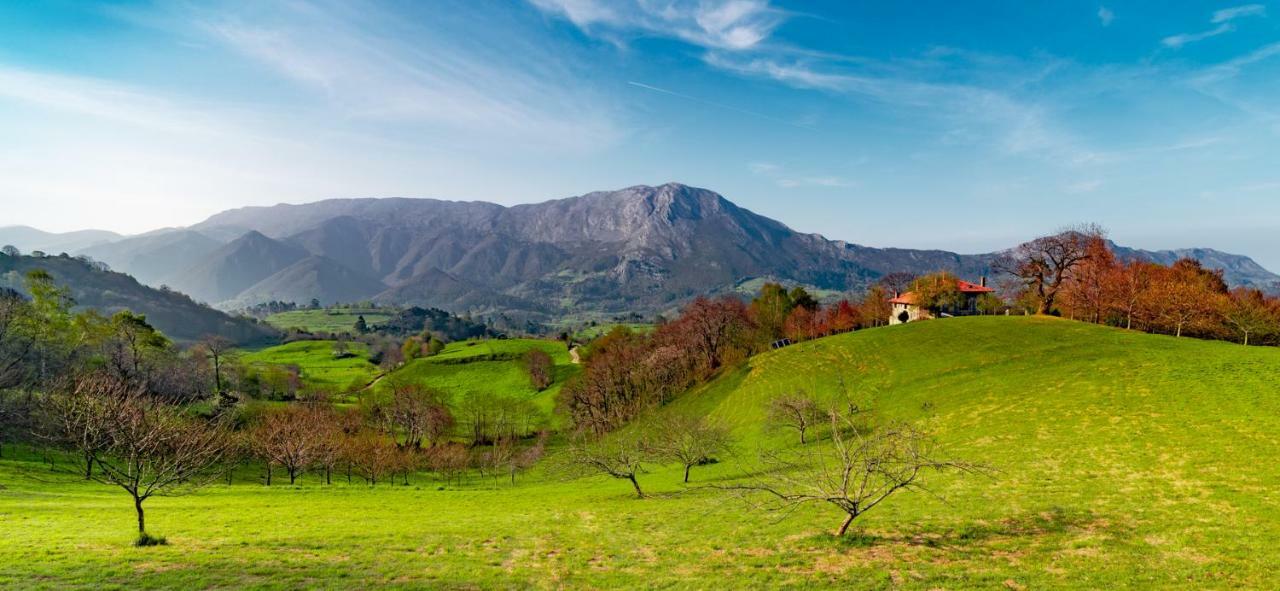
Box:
[669, 316, 1280, 579]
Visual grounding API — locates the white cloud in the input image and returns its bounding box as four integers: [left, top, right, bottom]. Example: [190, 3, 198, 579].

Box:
[1163, 4, 1266, 49]
[747, 161, 852, 188]
[198, 3, 618, 151]
[1065, 179, 1102, 194]
[1098, 7, 1115, 26]
[776, 176, 853, 188]
[703, 53, 1086, 163]
[1212, 4, 1267, 23]
[1163, 23, 1233, 49]
[529, 0, 784, 50]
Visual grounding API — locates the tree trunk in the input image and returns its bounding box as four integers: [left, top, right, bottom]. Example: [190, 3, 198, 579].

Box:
[683, 464, 691, 484]
[799, 427, 806, 445]
[84, 452, 93, 479]
[135, 496, 146, 534]
[289, 469, 297, 485]
[266, 464, 272, 486]
[836, 513, 855, 536]
[325, 466, 332, 485]
[1244, 332, 1250, 346]
[628, 474, 644, 498]
[1176, 323, 1183, 338]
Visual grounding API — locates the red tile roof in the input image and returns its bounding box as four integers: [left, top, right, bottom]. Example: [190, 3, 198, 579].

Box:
[889, 279, 994, 305]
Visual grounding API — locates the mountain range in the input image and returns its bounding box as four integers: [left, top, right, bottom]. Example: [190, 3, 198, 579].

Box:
[4, 183, 1277, 319]
[0, 253, 276, 345]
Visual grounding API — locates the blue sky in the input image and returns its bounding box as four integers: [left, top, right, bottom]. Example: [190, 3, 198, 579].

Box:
[1, 1, 1279, 268]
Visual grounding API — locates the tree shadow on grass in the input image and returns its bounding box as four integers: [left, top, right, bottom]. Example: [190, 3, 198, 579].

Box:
[809, 506, 1110, 550]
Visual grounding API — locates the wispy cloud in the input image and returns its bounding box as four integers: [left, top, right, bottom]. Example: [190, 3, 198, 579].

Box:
[748, 161, 853, 189]
[1212, 4, 1267, 23]
[776, 176, 853, 188]
[1098, 7, 1115, 27]
[184, 1, 619, 151]
[1064, 179, 1102, 194]
[1194, 41, 1280, 83]
[705, 52, 1086, 163]
[0, 66, 232, 137]
[1163, 4, 1266, 49]
[627, 80, 811, 128]
[529, 0, 785, 50]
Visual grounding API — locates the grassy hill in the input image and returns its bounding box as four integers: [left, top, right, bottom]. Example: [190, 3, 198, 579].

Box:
[377, 339, 575, 424]
[0, 253, 277, 345]
[3, 317, 1279, 588]
[239, 340, 381, 394]
[264, 309, 394, 333]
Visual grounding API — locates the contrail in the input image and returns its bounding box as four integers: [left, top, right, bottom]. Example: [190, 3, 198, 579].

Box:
[626, 81, 814, 130]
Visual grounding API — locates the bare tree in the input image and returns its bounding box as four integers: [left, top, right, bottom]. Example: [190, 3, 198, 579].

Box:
[253, 406, 324, 485]
[995, 225, 1103, 315]
[767, 391, 822, 444]
[646, 414, 732, 483]
[51, 373, 232, 539]
[345, 430, 400, 485]
[43, 377, 116, 479]
[195, 335, 235, 395]
[524, 349, 554, 390]
[732, 412, 985, 536]
[387, 383, 453, 449]
[561, 433, 650, 498]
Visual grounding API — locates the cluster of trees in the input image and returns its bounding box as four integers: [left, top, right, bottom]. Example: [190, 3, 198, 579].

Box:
[1002, 227, 1280, 344]
[559, 296, 755, 435]
[561, 413, 732, 496]
[377, 307, 492, 340]
[560, 285, 898, 436]
[749, 282, 889, 345]
[246, 382, 548, 487]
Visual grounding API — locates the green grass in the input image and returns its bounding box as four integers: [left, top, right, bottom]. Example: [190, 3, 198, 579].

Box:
[4, 317, 1280, 588]
[264, 309, 393, 333]
[380, 339, 577, 423]
[239, 340, 381, 392]
[571, 323, 655, 341]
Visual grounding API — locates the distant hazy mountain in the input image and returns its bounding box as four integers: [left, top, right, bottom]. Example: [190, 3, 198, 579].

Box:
[0, 225, 122, 255]
[82, 229, 222, 286]
[0, 252, 276, 344]
[55, 183, 1280, 316]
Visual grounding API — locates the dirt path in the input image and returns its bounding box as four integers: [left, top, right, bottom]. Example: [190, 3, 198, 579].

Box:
[569, 346, 581, 364]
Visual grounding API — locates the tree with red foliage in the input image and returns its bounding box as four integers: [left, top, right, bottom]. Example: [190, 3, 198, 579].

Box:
[656, 296, 754, 378]
[859, 285, 893, 328]
[1148, 259, 1227, 338]
[783, 306, 817, 343]
[1060, 236, 1119, 323]
[996, 225, 1104, 315]
[1221, 288, 1280, 346]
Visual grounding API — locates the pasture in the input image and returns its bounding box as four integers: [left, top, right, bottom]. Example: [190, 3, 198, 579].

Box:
[264, 309, 394, 334]
[3, 317, 1279, 589]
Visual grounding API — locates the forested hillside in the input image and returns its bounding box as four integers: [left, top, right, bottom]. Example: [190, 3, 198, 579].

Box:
[0, 252, 276, 344]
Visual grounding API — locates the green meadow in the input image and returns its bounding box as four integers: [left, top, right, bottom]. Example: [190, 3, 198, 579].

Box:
[377, 339, 577, 424]
[264, 309, 394, 333]
[3, 317, 1280, 589]
[239, 340, 381, 392]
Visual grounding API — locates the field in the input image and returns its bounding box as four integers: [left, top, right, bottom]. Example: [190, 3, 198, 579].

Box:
[4, 317, 1280, 588]
[238, 340, 381, 393]
[264, 309, 394, 333]
[379, 339, 577, 423]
